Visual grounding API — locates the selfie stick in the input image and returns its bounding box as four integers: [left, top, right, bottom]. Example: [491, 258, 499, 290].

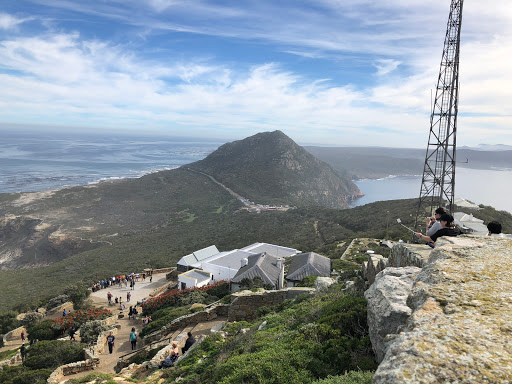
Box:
[396, 218, 416, 234]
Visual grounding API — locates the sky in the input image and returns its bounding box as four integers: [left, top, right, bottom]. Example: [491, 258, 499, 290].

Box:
[0, 0, 511, 147]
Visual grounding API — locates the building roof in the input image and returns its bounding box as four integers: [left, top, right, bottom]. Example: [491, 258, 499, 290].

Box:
[231, 252, 281, 286]
[454, 212, 484, 223]
[240, 242, 298, 258]
[201, 249, 255, 268]
[454, 198, 480, 209]
[454, 212, 488, 235]
[177, 245, 219, 266]
[286, 252, 331, 282]
[179, 269, 212, 283]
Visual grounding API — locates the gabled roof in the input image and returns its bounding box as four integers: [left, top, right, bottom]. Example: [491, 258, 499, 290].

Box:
[286, 252, 331, 282]
[179, 269, 212, 283]
[201, 249, 255, 268]
[177, 245, 219, 266]
[232, 252, 281, 286]
[454, 212, 484, 223]
[240, 242, 298, 258]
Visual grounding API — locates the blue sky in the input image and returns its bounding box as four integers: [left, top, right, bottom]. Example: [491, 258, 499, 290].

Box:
[0, 0, 511, 147]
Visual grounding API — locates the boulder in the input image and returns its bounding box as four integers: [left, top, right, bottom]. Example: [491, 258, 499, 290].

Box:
[315, 277, 336, 292]
[365, 267, 420, 362]
[373, 236, 512, 383]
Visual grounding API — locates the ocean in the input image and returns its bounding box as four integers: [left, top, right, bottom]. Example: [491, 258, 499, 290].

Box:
[1, 129, 510, 215]
[350, 167, 512, 214]
[0, 130, 222, 194]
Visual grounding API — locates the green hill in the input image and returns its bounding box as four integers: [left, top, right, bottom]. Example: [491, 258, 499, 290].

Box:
[188, 130, 362, 208]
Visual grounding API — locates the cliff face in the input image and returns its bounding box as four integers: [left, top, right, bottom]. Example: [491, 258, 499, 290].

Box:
[365, 236, 512, 383]
[188, 130, 362, 209]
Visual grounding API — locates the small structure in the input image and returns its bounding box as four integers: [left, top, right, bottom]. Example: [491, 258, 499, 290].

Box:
[178, 269, 213, 290]
[240, 242, 299, 258]
[177, 245, 219, 273]
[286, 252, 331, 287]
[231, 253, 285, 293]
[454, 197, 480, 210]
[454, 212, 488, 235]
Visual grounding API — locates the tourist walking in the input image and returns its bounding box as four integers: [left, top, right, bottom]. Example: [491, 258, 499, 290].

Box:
[20, 344, 26, 362]
[127, 292, 131, 302]
[21, 331, 25, 342]
[130, 327, 138, 350]
[107, 332, 115, 354]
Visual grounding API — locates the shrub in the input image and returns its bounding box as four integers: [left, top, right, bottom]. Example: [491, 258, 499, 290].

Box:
[312, 371, 374, 384]
[18, 312, 44, 329]
[79, 320, 109, 345]
[51, 308, 111, 333]
[297, 275, 318, 287]
[0, 311, 18, 335]
[0, 365, 53, 384]
[67, 285, 91, 310]
[45, 295, 70, 311]
[24, 340, 85, 370]
[141, 281, 229, 315]
[26, 320, 59, 341]
[140, 306, 189, 337]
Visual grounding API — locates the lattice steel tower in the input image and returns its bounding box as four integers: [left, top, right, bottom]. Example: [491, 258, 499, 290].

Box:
[416, 0, 464, 227]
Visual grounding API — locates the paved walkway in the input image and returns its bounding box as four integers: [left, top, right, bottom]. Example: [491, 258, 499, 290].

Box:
[89, 273, 171, 309]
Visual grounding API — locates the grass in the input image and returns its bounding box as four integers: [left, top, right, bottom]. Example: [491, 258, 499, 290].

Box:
[0, 349, 18, 361]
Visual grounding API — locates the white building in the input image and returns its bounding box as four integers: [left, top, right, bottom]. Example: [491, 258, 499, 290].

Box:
[176, 245, 219, 273]
[178, 269, 213, 290]
[187, 242, 300, 283]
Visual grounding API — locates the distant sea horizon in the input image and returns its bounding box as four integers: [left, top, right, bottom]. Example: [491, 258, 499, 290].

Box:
[0, 129, 223, 194]
[1, 129, 511, 215]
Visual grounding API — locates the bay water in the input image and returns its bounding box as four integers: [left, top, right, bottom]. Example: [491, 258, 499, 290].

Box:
[351, 167, 512, 214]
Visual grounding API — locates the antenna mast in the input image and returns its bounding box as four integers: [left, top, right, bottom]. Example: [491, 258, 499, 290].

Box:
[416, 0, 464, 227]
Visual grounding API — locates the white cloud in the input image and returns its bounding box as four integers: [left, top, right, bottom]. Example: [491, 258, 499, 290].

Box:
[374, 59, 400, 76]
[0, 13, 31, 30]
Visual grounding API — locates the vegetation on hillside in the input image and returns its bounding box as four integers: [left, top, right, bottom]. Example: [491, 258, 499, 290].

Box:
[1, 195, 510, 314]
[162, 285, 376, 384]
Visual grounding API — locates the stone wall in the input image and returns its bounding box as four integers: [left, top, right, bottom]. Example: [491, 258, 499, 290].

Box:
[46, 301, 74, 317]
[228, 288, 315, 322]
[366, 236, 512, 383]
[0, 351, 22, 367]
[47, 316, 118, 384]
[143, 303, 229, 344]
[3, 326, 26, 344]
[47, 358, 100, 384]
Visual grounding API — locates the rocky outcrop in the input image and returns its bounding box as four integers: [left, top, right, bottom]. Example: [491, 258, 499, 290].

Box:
[315, 277, 336, 292]
[364, 267, 421, 362]
[371, 236, 512, 383]
[228, 288, 315, 322]
[388, 242, 431, 268]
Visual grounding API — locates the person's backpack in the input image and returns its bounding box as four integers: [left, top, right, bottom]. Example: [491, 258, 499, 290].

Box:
[130, 332, 137, 341]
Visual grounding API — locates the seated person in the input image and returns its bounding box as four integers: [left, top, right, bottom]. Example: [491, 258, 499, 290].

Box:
[159, 342, 179, 369]
[182, 331, 196, 354]
[426, 207, 446, 236]
[415, 213, 460, 246]
[487, 221, 504, 237]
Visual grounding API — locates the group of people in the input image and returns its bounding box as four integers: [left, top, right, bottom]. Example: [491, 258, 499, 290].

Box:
[142, 316, 153, 327]
[414, 206, 506, 247]
[159, 332, 196, 369]
[106, 327, 139, 354]
[92, 272, 153, 292]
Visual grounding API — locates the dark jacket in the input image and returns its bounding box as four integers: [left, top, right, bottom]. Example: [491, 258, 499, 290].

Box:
[182, 336, 196, 354]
